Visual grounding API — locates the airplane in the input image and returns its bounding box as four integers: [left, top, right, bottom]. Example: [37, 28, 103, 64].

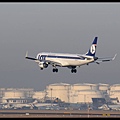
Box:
[25, 37, 117, 73]
[1, 103, 33, 109]
[98, 103, 120, 111]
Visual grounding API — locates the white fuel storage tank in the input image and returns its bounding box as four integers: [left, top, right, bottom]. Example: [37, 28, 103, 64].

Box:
[71, 83, 98, 91]
[98, 83, 109, 91]
[33, 91, 46, 100]
[69, 83, 104, 103]
[3, 91, 25, 99]
[46, 83, 71, 102]
[109, 84, 120, 102]
[69, 90, 104, 103]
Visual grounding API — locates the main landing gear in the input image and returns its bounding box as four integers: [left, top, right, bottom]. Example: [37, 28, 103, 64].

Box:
[71, 69, 77, 73]
[53, 68, 58, 72]
[68, 66, 77, 73]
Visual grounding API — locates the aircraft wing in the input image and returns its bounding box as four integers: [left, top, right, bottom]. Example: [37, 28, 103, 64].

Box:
[94, 54, 117, 64]
[25, 56, 38, 61]
[25, 51, 38, 61]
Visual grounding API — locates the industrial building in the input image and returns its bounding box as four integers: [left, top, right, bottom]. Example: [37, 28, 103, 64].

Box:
[0, 88, 34, 104]
[0, 83, 120, 110]
[45, 83, 106, 104]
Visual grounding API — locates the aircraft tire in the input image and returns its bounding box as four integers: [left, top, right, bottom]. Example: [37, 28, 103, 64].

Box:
[71, 69, 77, 73]
[53, 68, 58, 72]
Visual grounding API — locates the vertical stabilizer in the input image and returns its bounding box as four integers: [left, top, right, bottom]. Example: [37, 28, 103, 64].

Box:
[86, 37, 98, 57]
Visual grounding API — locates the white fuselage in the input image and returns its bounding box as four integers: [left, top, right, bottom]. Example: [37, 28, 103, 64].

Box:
[36, 52, 94, 67]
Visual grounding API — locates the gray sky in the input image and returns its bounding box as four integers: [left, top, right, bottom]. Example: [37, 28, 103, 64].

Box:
[0, 2, 119, 90]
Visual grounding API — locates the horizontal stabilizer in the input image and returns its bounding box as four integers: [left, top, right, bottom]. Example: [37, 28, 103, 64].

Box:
[94, 53, 117, 64]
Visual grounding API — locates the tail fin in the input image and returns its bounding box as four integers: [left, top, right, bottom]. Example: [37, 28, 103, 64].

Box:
[86, 37, 98, 57]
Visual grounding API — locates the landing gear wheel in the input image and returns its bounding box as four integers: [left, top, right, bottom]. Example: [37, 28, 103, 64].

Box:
[53, 68, 55, 72]
[71, 69, 77, 73]
[53, 68, 58, 72]
[56, 69, 58, 72]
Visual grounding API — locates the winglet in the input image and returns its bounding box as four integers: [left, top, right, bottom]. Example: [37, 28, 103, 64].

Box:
[112, 53, 117, 60]
[25, 51, 28, 58]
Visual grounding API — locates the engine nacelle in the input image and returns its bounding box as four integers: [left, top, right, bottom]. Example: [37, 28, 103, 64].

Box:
[39, 62, 48, 68]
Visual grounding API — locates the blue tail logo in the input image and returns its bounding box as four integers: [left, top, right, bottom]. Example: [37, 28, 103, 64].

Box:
[86, 37, 98, 57]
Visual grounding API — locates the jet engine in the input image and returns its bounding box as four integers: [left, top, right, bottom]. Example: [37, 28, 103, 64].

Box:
[39, 62, 48, 69]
